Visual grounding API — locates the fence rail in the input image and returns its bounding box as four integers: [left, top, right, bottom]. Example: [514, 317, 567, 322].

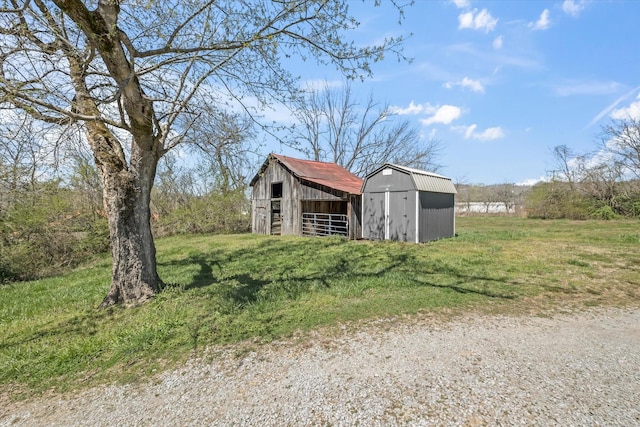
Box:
[302, 213, 348, 237]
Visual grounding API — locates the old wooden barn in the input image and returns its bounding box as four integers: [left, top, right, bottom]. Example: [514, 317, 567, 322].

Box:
[250, 154, 363, 239]
[361, 163, 457, 243]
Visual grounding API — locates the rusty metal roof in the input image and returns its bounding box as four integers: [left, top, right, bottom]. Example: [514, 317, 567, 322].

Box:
[251, 153, 363, 195]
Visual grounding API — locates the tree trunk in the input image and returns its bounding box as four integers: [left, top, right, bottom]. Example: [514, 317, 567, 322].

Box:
[98, 147, 162, 308]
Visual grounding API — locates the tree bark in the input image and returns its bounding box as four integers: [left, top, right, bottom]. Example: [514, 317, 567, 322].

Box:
[98, 143, 161, 307]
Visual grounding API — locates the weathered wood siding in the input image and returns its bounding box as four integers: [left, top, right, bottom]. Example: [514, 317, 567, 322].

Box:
[252, 159, 364, 238]
[251, 161, 300, 235]
[348, 194, 362, 240]
[300, 181, 347, 201]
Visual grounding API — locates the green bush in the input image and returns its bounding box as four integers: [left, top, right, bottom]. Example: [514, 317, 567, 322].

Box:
[525, 182, 590, 220]
[615, 196, 640, 217]
[590, 205, 617, 220]
[0, 183, 110, 282]
[153, 189, 250, 237]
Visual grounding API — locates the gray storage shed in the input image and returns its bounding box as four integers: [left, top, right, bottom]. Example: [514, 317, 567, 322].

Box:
[361, 164, 457, 243]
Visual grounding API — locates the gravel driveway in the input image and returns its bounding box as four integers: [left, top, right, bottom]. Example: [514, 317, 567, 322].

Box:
[2, 308, 639, 426]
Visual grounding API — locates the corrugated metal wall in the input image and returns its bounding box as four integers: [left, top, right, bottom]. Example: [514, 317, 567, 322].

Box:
[418, 192, 455, 242]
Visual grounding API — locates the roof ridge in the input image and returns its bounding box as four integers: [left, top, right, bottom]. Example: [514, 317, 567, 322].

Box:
[386, 163, 449, 180]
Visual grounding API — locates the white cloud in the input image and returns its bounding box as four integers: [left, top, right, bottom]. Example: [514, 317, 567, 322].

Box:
[461, 124, 478, 139]
[421, 105, 462, 126]
[389, 101, 424, 115]
[611, 94, 640, 120]
[568, 149, 615, 172]
[450, 0, 470, 9]
[562, 0, 586, 17]
[493, 35, 503, 49]
[444, 77, 485, 93]
[391, 102, 466, 126]
[458, 9, 498, 33]
[454, 124, 505, 141]
[530, 9, 551, 31]
[476, 126, 505, 140]
[517, 176, 548, 186]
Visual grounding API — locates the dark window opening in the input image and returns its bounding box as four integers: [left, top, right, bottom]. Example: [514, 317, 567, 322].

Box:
[271, 182, 283, 198]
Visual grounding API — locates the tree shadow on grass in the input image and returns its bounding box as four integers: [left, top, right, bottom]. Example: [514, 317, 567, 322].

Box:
[414, 263, 520, 299]
[158, 237, 402, 306]
[413, 276, 517, 299]
[158, 250, 225, 291]
[158, 236, 522, 311]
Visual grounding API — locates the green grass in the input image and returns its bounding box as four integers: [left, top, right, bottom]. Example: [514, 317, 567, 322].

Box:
[1, 216, 639, 397]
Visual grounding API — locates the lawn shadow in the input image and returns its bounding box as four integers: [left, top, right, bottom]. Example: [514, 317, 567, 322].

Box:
[413, 276, 517, 299]
[158, 236, 519, 309]
[158, 250, 225, 291]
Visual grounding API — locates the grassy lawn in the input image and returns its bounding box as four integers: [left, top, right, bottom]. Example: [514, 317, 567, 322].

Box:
[1, 216, 639, 397]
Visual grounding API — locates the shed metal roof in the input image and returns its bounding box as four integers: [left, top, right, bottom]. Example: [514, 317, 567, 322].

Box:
[251, 153, 364, 195]
[366, 163, 457, 194]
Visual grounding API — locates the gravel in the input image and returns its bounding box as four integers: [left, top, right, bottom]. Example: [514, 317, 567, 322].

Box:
[2, 308, 639, 426]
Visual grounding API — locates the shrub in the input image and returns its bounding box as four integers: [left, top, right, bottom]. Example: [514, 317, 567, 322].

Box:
[525, 182, 590, 220]
[0, 183, 110, 282]
[590, 205, 617, 220]
[153, 188, 250, 237]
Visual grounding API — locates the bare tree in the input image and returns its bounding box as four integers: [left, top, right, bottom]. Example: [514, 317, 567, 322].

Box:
[185, 106, 258, 195]
[0, 1, 407, 306]
[493, 183, 516, 214]
[0, 113, 50, 196]
[479, 186, 500, 214]
[601, 117, 640, 179]
[291, 80, 441, 176]
[550, 145, 579, 191]
[578, 160, 625, 210]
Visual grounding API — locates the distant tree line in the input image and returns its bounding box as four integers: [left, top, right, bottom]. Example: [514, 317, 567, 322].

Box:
[456, 183, 530, 215]
[527, 118, 640, 220]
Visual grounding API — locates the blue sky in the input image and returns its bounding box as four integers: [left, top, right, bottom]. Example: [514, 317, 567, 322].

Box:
[269, 0, 640, 185]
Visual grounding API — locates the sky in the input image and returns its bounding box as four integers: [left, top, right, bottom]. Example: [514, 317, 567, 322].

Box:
[268, 0, 640, 185]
